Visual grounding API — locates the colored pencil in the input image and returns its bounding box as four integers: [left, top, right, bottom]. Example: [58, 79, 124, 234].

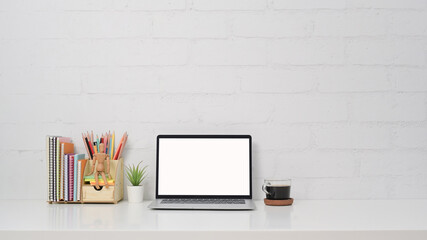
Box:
[96, 135, 99, 153]
[113, 132, 126, 160]
[84, 136, 94, 160]
[109, 132, 112, 158]
[117, 132, 128, 160]
[82, 133, 90, 159]
[105, 133, 109, 155]
[111, 131, 115, 160]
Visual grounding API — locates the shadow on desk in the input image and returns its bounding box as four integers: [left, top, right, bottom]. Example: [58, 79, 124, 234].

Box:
[46, 201, 293, 230]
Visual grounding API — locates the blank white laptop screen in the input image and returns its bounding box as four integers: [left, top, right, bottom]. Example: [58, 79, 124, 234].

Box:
[158, 138, 250, 196]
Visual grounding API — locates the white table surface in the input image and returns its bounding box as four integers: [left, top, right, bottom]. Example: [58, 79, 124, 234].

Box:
[1, 200, 427, 240]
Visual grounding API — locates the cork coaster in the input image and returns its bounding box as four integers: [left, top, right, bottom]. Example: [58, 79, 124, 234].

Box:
[264, 198, 294, 206]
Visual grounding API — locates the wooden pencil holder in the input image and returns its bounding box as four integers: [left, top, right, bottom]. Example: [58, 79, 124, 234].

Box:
[81, 158, 124, 204]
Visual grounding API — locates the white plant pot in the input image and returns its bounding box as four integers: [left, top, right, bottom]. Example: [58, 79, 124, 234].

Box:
[127, 185, 144, 203]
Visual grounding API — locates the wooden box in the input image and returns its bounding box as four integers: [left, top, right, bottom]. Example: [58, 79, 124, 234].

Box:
[81, 158, 124, 204]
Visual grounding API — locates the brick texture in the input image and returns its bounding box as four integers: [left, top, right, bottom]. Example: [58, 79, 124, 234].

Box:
[1, 0, 427, 200]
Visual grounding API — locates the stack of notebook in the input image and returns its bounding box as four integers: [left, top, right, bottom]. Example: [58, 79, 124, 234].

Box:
[83, 175, 115, 186]
[46, 136, 87, 202]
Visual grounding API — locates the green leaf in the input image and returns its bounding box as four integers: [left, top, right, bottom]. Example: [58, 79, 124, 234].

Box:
[125, 161, 148, 186]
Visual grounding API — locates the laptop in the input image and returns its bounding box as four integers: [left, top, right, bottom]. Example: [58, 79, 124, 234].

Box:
[148, 135, 255, 210]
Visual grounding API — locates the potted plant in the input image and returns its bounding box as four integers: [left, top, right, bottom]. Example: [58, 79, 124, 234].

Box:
[125, 161, 147, 203]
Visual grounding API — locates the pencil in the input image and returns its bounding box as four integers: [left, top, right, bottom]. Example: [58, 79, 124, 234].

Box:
[117, 132, 128, 160]
[105, 133, 109, 155]
[82, 133, 90, 159]
[109, 132, 112, 158]
[114, 132, 126, 160]
[96, 135, 99, 153]
[94, 143, 98, 154]
[111, 131, 115, 160]
[104, 134, 107, 153]
[85, 135, 94, 160]
[93, 134, 97, 154]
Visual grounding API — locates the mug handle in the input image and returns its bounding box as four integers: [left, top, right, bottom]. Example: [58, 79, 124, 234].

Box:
[262, 184, 270, 195]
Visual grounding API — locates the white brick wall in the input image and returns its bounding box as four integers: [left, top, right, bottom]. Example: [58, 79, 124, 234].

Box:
[193, 39, 266, 65]
[1, 0, 427, 200]
[270, 38, 345, 65]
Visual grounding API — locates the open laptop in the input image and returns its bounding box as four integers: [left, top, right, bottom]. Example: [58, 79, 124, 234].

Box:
[148, 135, 255, 210]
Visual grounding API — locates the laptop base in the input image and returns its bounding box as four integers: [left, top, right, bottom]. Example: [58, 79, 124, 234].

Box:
[148, 199, 255, 210]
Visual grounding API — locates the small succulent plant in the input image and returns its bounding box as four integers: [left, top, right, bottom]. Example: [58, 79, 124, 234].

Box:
[125, 161, 147, 186]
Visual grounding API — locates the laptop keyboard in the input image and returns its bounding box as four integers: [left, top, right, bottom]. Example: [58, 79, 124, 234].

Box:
[160, 199, 245, 204]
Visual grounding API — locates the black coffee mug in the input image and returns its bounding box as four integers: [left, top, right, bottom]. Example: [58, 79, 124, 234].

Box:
[262, 179, 291, 200]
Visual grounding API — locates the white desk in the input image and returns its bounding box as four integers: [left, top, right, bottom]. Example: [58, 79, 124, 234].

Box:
[1, 200, 427, 240]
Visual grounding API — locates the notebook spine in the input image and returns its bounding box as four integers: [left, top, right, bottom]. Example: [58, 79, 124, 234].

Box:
[64, 154, 68, 201]
[77, 161, 81, 201]
[69, 155, 74, 201]
[74, 155, 78, 201]
[53, 137, 57, 202]
[57, 138, 61, 201]
[48, 137, 54, 201]
[60, 143, 64, 201]
[46, 136, 49, 201]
